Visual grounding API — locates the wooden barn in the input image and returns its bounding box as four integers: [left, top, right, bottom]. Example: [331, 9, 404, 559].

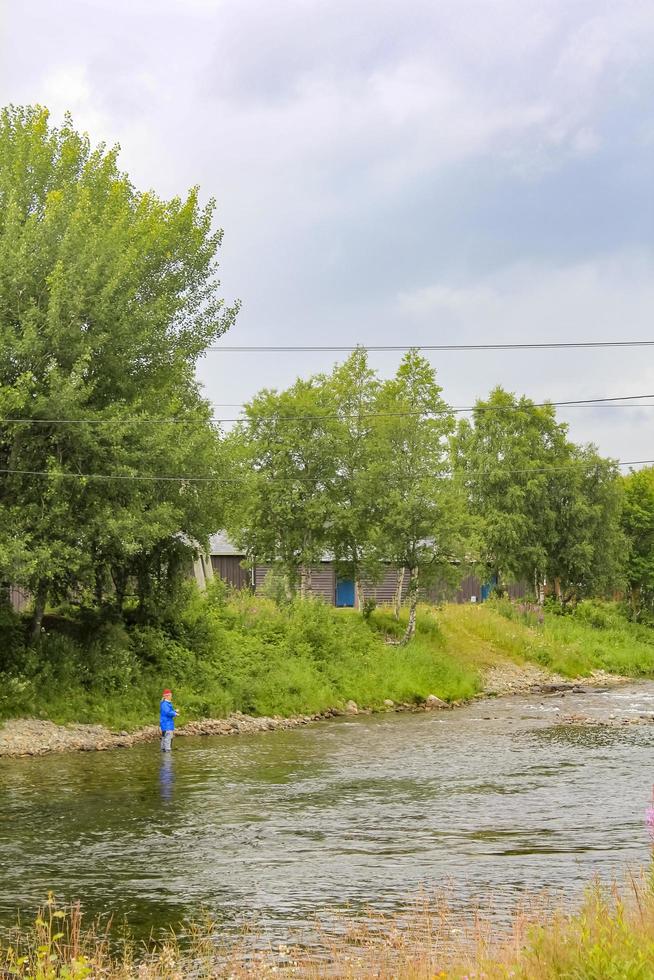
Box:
[208, 534, 525, 607]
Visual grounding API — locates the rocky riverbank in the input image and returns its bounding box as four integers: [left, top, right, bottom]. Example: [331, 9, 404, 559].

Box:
[0, 665, 631, 758]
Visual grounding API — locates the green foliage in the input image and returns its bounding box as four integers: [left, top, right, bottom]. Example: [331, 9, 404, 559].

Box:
[0, 105, 237, 632]
[511, 882, 654, 980]
[368, 351, 470, 641]
[623, 466, 654, 619]
[323, 349, 385, 590]
[484, 597, 654, 676]
[258, 567, 293, 605]
[0, 591, 481, 726]
[4, 594, 654, 728]
[226, 349, 472, 636]
[453, 388, 625, 602]
[225, 375, 337, 594]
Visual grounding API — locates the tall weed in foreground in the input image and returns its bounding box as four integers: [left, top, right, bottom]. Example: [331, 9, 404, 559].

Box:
[8, 874, 654, 978]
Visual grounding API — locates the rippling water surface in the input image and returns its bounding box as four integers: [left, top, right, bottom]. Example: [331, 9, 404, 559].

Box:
[3, 683, 654, 934]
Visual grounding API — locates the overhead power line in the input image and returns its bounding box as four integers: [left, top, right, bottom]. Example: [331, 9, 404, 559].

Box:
[1, 394, 654, 426]
[0, 459, 651, 484]
[205, 340, 654, 353]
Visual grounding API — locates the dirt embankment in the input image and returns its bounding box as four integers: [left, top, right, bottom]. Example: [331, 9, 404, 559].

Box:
[0, 666, 630, 759]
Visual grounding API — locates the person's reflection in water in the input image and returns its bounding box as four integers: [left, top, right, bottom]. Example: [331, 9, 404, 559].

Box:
[159, 752, 175, 802]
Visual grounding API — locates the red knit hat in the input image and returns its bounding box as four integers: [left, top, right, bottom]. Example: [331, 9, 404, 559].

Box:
[162, 689, 172, 696]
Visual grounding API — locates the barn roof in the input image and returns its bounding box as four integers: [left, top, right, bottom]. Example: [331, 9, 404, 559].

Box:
[209, 531, 245, 556]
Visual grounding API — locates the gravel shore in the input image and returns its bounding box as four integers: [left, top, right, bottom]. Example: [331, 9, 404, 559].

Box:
[0, 665, 630, 759]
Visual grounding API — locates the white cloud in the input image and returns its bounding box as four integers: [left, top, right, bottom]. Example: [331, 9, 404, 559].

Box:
[2, 0, 653, 463]
[395, 253, 654, 461]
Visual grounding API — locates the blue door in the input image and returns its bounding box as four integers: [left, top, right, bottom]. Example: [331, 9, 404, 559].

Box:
[336, 578, 355, 607]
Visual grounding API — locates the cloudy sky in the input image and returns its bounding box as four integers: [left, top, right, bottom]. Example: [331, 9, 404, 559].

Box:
[1, 0, 653, 462]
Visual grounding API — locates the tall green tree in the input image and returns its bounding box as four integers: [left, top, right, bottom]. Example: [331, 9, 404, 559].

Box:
[453, 388, 569, 599]
[454, 388, 623, 603]
[0, 106, 237, 636]
[226, 378, 337, 596]
[323, 349, 384, 605]
[622, 466, 654, 619]
[546, 446, 625, 603]
[370, 351, 466, 642]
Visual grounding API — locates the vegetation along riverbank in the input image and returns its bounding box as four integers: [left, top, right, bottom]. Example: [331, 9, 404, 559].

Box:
[1, 589, 651, 757]
[4, 871, 654, 978]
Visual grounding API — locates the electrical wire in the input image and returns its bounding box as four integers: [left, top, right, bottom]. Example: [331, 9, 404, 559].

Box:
[2, 394, 654, 426]
[0, 459, 651, 484]
[205, 341, 654, 352]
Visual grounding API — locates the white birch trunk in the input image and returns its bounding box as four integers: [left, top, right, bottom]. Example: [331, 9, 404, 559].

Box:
[300, 565, 312, 599]
[401, 566, 420, 644]
[393, 567, 405, 620]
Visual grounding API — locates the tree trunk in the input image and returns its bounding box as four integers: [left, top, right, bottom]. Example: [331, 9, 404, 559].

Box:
[630, 585, 641, 620]
[94, 566, 104, 608]
[534, 568, 546, 606]
[300, 565, 312, 599]
[401, 567, 420, 644]
[29, 580, 48, 645]
[554, 577, 562, 604]
[111, 566, 127, 614]
[355, 578, 366, 612]
[393, 567, 405, 620]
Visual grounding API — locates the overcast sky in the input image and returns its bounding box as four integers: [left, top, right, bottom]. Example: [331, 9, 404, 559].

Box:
[1, 0, 653, 463]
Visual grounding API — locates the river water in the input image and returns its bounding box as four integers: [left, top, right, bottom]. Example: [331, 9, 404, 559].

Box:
[2, 684, 654, 937]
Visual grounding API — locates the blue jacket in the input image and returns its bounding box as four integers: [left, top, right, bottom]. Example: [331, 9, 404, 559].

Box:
[160, 699, 178, 731]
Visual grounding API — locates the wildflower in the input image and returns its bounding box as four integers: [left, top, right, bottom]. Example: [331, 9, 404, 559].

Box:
[647, 786, 654, 836]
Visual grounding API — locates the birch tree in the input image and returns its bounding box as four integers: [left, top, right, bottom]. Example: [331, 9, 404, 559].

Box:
[622, 466, 654, 619]
[369, 351, 466, 643]
[454, 388, 623, 604]
[546, 446, 625, 603]
[226, 379, 337, 595]
[323, 349, 384, 607]
[453, 388, 566, 600]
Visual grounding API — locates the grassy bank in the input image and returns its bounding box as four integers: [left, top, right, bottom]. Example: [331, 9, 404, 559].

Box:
[437, 598, 654, 678]
[1, 589, 654, 729]
[5, 872, 654, 978]
[0, 587, 479, 728]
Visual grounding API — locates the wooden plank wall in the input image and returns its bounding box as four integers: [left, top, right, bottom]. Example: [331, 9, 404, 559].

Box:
[8, 585, 30, 612]
[255, 564, 336, 601]
[365, 567, 410, 603]
[215, 559, 528, 606]
[210, 555, 252, 589]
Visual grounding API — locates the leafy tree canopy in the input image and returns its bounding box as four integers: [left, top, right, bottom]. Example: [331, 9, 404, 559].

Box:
[622, 466, 654, 618]
[0, 106, 237, 632]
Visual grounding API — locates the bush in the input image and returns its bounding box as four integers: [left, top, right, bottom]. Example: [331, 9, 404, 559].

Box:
[572, 599, 625, 630]
[490, 597, 544, 628]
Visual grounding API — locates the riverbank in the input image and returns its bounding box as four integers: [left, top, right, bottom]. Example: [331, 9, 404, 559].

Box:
[0, 663, 628, 757]
[2, 593, 653, 747]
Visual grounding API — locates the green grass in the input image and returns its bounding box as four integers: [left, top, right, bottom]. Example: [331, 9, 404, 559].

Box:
[2, 591, 654, 729]
[436, 598, 654, 678]
[0, 588, 480, 728]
